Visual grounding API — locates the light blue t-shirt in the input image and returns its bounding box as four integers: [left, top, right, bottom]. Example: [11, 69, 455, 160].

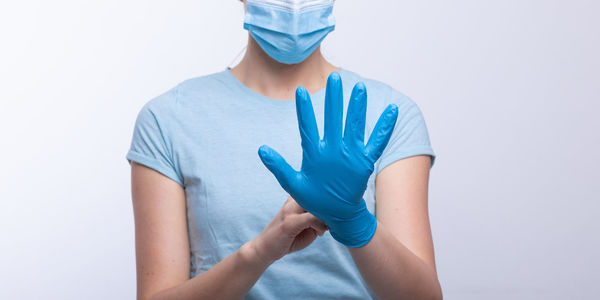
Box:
[125, 68, 436, 299]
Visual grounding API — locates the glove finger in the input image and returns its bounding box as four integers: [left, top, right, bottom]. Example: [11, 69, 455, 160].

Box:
[295, 86, 320, 154]
[365, 104, 398, 163]
[258, 145, 299, 193]
[323, 72, 343, 147]
[343, 82, 367, 148]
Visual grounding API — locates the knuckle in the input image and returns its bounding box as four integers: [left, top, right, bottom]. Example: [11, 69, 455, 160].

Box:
[281, 200, 291, 212]
[280, 214, 296, 231]
[282, 197, 296, 213]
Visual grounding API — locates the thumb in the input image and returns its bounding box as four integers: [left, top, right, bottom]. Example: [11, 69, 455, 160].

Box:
[258, 145, 299, 193]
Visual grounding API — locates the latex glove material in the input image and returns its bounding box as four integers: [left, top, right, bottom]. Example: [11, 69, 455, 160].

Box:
[258, 72, 399, 247]
[243, 0, 336, 64]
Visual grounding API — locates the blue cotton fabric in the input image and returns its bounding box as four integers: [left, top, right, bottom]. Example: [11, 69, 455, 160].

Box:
[125, 68, 436, 299]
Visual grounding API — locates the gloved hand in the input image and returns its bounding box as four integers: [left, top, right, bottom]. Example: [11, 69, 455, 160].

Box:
[258, 72, 398, 248]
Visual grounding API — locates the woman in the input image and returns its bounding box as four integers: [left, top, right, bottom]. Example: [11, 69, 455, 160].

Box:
[126, 0, 442, 299]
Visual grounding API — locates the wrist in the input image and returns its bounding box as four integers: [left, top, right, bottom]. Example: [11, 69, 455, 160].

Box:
[240, 240, 274, 269]
[329, 209, 377, 248]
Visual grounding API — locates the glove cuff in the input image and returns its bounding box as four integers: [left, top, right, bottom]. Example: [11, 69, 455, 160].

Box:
[328, 205, 377, 248]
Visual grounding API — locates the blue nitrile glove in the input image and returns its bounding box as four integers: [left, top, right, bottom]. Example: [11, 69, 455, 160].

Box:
[258, 72, 399, 248]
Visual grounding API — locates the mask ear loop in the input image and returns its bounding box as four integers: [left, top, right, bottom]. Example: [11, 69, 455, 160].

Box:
[227, 45, 247, 69]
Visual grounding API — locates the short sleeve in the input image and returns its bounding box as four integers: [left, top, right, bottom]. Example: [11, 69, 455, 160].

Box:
[375, 93, 437, 175]
[125, 92, 185, 188]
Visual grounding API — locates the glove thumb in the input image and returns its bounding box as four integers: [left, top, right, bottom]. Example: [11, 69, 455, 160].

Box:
[258, 145, 299, 193]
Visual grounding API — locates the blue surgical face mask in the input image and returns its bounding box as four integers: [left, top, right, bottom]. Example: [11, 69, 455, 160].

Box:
[243, 0, 336, 65]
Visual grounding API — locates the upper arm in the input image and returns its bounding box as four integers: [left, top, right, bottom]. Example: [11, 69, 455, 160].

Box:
[371, 89, 437, 270]
[374, 155, 437, 273]
[131, 161, 189, 300]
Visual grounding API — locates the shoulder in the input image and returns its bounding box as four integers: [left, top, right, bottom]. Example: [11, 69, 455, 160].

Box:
[340, 68, 422, 116]
[140, 70, 231, 118]
[175, 70, 233, 98]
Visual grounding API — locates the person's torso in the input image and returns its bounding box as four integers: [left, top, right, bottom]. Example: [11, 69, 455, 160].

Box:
[159, 68, 403, 299]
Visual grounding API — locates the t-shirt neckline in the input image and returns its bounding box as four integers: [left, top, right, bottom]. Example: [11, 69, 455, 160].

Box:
[223, 66, 346, 107]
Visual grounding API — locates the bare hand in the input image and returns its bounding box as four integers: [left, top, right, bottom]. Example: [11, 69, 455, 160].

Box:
[248, 196, 329, 265]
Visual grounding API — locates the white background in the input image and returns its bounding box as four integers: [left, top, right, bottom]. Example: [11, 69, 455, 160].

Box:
[1, 0, 598, 299]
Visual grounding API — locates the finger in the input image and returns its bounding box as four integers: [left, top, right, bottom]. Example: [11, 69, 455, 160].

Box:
[323, 72, 344, 147]
[295, 86, 320, 154]
[258, 145, 299, 193]
[296, 228, 318, 242]
[283, 196, 306, 214]
[288, 228, 318, 253]
[297, 212, 329, 236]
[343, 82, 367, 148]
[365, 104, 399, 163]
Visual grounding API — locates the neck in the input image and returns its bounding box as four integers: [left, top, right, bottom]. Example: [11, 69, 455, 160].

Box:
[230, 35, 340, 101]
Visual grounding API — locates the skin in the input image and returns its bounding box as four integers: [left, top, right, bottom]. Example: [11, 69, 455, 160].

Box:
[130, 1, 442, 299]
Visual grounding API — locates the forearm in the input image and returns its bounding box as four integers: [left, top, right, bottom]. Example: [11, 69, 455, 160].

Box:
[348, 220, 442, 300]
[148, 241, 270, 300]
